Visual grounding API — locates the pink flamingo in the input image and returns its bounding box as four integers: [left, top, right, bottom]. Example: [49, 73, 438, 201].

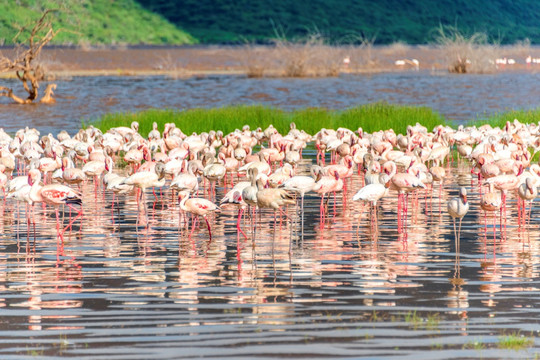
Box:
[447, 187, 469, 254]
[220, 181, 252, 239]
[485, 163, 522, 226]
[384, 161, 426, 232]
[202, 154, 226, 199]
[313, 168, 343, 222]
[178, 190, 220, 242]
[122, 162, 166, 207]
[28, 169, 82, 241]
[480, 183, 502, 241]
[353, 180, 390, 232]
[61, 157, 87, 188]
[170, 161, 200, 194]
[279, 169, 316, 230]
[517, 177, 537, 226]
[82, 158, 106, 198]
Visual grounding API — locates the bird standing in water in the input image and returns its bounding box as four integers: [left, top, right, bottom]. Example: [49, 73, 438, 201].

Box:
[447, 187, 469, 254]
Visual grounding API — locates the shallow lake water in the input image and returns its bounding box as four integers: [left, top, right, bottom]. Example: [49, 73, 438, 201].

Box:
[1, 72, 540, 358]
[1, 71, 540, 135]
[0, 155, 540, 359]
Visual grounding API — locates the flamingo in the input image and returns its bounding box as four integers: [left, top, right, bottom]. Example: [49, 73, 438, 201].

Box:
[313, 168, 343, 221]
[170, 161, 200, 194]
[27, 169, 82, 241]
[122, 162, 166, 214]
[352, 179, 390, 231]
[384, 161, 426, 232]
[279, 168, 316, 229]
[178, 190, 220, 242]
[82, 158, 106, 197]
[480, 183, 502, 239]
[220, 181, 251, 238]
[203, 154, 226, 198]
[256, 183, 295, 234]
[62, 156, 87, 187]
[485, 163, 522, 220]
[517, 177, 537, 226]
[447, 187, 469, 254]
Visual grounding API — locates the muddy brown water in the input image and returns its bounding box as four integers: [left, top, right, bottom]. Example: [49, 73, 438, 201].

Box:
[2, 60, 540, 357]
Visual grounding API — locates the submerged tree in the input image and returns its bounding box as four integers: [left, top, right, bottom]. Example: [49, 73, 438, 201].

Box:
[0, 9, 60, 104]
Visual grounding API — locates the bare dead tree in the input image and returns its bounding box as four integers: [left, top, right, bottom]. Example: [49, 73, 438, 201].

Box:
[0, 9, 60, 104]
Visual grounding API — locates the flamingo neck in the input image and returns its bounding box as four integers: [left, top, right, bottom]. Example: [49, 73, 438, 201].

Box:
[28, 174, 42, 203]
[179, 193, 189, 211]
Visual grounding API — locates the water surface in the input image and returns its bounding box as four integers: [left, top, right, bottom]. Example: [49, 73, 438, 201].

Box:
[0, 158, 539, 358]
[2, 72, 540, 135]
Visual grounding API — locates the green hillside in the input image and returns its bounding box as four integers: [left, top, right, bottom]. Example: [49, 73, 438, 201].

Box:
[0, 0, 195, 45]
[136, 0, 540, 44]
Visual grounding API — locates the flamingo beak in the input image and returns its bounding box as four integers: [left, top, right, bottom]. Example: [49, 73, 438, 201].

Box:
[28, 176, 33, 186]
[462, 194, 467, 204]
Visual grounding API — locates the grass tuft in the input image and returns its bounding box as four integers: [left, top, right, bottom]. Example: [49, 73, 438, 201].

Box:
[497, 331, 534, 351]
[89, 103, 445, 137]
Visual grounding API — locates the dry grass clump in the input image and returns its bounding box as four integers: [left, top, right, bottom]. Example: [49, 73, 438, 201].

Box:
[237, 34, 347, 78]
[434, 26, 499, 74]
[273, 34, 344, 77]
[505, 38, 531, 57]
[237, 44, 273, 78]
[154, 52, 187, 79]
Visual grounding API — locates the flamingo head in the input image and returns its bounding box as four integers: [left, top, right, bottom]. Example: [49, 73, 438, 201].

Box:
[233, 191, 243, 203]
[27, 169, 38, 186]
[526, 178, 535, 194]
[178, 191, 189, 202]
[460, 187, 467, 204]
[478, 157, 485, 166]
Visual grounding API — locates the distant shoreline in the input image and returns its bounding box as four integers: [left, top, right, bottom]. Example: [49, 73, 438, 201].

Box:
[1, 45, 539, 79]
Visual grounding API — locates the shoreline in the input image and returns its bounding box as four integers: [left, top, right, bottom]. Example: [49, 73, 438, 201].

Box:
[2, 45, 539, 79]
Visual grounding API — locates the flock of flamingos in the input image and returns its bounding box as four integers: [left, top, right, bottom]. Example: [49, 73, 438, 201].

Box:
[0, 119, 539, 251]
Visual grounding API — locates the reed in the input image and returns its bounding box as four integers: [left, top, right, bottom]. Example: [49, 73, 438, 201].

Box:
[90, 103, 446, 137]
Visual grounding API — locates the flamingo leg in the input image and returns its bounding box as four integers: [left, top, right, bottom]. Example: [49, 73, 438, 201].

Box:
[300, 194, 305, 240]
[55, 208, 63, 244]
[452, 218, 457, 254]
[204, 215, 213, 243]
[397, 193, 402, 232]
[528, 200, 533, 227]
[237, 208, 247, 239]
[457, 217, 463, 252]
[111, 191, 115, 225]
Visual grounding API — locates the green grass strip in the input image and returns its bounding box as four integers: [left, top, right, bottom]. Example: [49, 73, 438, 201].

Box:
[89, 103, 446, 137]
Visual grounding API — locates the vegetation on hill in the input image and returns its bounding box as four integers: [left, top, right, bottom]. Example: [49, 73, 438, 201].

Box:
[136, 0, 540, 44]
[0, 0, 195, 46]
